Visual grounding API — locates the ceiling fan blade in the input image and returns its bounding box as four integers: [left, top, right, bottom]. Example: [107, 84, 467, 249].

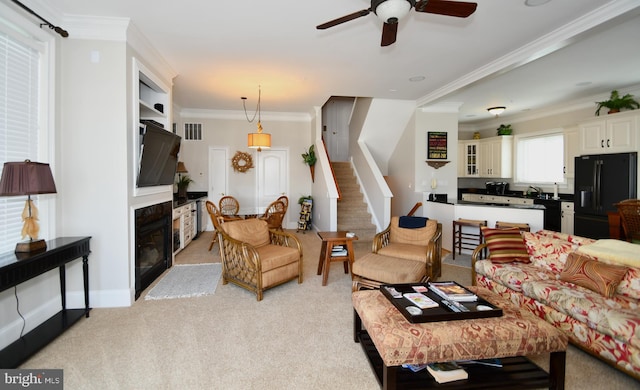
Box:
[415, 0, 477, 18]
[381, 22, 398, 47]
[316, 9, 371, 29]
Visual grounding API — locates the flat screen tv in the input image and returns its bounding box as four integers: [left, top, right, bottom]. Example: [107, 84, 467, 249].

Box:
[137, 122, 181, 187]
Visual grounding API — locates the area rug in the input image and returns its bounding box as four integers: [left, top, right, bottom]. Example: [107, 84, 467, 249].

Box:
[145, 263, 221, 300]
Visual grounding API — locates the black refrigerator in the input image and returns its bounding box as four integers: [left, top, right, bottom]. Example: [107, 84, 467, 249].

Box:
[574, 152, 637, 239]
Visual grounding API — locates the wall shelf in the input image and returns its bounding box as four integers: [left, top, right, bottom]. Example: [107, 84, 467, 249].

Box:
[426, 160, 450, 169]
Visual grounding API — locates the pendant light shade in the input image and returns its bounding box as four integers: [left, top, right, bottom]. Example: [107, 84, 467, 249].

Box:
[248, 122, 271, 152]
[243, 86, 272, 152]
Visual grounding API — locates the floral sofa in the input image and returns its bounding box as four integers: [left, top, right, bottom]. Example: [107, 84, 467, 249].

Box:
[471, 229, 640, 380]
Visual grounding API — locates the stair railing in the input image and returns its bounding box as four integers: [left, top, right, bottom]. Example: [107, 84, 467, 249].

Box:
[407, 202, 422, 216]
[322, 138, 342, 201]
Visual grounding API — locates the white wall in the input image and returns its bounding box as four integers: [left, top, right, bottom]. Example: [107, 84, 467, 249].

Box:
[176, 111, 313, 229]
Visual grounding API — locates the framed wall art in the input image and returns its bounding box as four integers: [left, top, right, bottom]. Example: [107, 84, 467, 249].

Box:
[427, 131, 447, 160]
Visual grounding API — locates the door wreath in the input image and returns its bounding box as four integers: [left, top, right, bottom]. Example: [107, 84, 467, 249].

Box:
[231, 151, 254, 173]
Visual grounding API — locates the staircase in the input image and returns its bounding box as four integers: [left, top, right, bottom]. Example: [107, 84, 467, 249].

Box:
[332, 162, 377, 242]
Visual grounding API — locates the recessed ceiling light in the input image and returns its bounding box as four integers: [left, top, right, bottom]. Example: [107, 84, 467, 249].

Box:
[409, 76, 425, 82]
[525, 0, 551, 6]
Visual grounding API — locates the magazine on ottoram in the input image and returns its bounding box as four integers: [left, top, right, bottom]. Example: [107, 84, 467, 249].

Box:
[429, 282, 478, 302]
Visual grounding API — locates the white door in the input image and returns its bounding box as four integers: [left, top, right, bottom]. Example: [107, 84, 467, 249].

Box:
[322, 97, 352, 161]
[208, 147, 228, 229]
[257, 149, 288, 214]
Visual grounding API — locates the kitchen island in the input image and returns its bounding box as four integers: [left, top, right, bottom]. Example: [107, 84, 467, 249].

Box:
[425, 199, 544, 255]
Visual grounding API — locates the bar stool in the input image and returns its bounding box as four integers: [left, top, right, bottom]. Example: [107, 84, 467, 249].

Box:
[495, 221, 531, 232]
[452, 218, 487, 259]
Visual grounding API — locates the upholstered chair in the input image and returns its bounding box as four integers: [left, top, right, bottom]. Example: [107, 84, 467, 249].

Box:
[218, 218, 303, 300]
[352, 216, 442, 290]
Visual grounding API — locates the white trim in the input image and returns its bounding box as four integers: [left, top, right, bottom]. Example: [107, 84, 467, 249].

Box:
[416, 1, 640, 109]
[180, 108, 312, 122]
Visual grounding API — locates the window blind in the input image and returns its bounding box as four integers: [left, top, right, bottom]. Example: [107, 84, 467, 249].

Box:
[0, 30, 40, 254]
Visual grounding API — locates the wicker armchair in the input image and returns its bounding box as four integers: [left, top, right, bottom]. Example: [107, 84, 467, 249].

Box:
[259, 200, 287, 230]
[616, 199, 640, 243]
[218, 218, 303, 300]
[206, 201, 223, 251]
[219, 196, 241, 218]
[352, 216, 442, 290]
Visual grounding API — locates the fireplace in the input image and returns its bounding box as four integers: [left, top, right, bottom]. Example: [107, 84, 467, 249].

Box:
[135, 201, 172, 299]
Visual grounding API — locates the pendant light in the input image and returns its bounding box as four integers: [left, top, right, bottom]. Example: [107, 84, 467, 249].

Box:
[242, 86, 271, 152]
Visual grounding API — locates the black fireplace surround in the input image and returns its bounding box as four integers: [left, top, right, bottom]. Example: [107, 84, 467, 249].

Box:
[135, 201, 172, 299]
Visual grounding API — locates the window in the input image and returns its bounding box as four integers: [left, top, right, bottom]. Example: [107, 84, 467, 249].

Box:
[514, 131, 564, 185]
[0, 22, 46, 254]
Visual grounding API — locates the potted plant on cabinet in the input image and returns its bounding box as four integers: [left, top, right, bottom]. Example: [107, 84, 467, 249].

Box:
[176, 175, 194, 200]
[496, 124, 513, 136]
[301, 145, 317, 182]
[595, 90, 640, 116]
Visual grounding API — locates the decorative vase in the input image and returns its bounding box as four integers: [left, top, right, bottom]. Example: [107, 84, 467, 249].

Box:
[309, 165, 315, 182]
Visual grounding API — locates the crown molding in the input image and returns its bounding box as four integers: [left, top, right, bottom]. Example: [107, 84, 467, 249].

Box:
[179, 108, 311, 122]
[416, 0, 640, 109]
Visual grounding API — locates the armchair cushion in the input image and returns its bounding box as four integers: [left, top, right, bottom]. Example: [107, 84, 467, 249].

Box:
[256, 245, 300, 272]
[377, 243, 429, 263]
[352, 253, 426, 284]
[222, 218, 270, 247]
[389, 216, 438, 246]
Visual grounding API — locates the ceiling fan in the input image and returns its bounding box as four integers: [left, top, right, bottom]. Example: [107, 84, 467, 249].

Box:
[317, 0, 478, 46]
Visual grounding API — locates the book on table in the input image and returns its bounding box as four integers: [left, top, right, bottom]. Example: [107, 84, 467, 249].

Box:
[426, 362, 468, 383]
[429, 281, 478, 302]
[402, 293, 439, 309]
[331, 245, 348, 257]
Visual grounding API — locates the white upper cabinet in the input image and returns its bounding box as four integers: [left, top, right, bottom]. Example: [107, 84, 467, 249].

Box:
[479, 136, 513, 178]
[458, 136, 512, 178]
[579, 111, 638, 155]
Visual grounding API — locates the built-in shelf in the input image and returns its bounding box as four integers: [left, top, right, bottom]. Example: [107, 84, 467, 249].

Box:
[426, 160, 450, 169]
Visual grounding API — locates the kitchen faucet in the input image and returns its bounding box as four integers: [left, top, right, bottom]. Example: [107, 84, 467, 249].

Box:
[527, 186, 543, 197]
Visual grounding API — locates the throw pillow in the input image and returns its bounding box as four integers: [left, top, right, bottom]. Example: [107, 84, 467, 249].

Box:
[560, 252, 629, 298]
[481, 227, 530, 263]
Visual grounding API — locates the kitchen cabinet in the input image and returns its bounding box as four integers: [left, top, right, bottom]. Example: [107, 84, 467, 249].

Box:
[563, 127, 578, 179]
[173, 202, 196, 254]
[458, 136, 512, 178]
[578, 111, 638, 155]
[561, 201, 574, 235]
[458, 141, 479, 177]
[461, 193, 534, 206]
[478, 136, 513, 178]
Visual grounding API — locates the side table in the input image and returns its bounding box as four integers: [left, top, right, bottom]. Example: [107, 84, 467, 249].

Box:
[317, 231, 358, 286]
[0, 237, 91, 368]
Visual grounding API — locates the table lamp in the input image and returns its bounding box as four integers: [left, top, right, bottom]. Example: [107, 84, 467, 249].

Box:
[0, 160, 57, 253]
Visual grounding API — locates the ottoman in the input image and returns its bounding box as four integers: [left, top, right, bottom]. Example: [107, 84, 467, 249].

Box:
[352, 286, 568, 389]
[351, 253, 427, 291]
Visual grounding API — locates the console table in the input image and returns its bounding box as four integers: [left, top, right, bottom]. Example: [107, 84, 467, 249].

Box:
[0, 236, 91, 368]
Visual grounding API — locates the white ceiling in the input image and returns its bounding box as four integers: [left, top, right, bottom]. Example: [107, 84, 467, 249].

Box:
[21, 0, 640, 124]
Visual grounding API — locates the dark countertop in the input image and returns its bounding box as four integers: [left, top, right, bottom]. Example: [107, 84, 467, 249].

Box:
[453, 200, 546, 210]
[458, 188, 574, 202]
[427, 199, 545, 210]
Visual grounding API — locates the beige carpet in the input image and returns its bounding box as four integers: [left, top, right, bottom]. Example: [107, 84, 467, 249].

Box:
[20, 231, 638, 389]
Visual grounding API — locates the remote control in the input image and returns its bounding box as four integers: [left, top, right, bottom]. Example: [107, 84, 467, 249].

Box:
[385, 287, 402, 298]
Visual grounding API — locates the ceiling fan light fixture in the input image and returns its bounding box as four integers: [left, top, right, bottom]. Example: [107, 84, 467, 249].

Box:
[373, 0, 415, 24]
[487, 106, 506, 116]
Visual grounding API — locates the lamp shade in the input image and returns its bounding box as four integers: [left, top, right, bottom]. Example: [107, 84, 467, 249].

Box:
[374, 0, 413, 24]
[247, 132, 271, 150]
[176, 161, 188, 173]
[0, 160, 57, 196]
